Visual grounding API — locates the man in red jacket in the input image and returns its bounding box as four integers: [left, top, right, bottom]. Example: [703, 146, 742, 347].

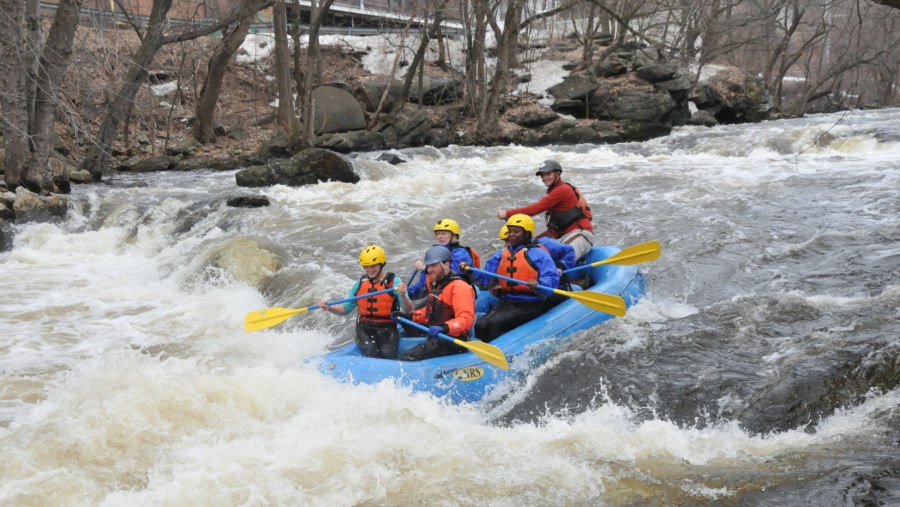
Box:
[497, 160, 595, 260]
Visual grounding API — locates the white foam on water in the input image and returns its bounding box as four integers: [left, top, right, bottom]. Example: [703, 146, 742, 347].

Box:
[2, 108, 900, 504]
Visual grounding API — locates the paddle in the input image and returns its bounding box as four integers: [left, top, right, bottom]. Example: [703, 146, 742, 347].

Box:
[461, 263, 627, 317]
[244, 287, 396, 332]
[562, 240, 661, 276]
[396, 316, 509, 370]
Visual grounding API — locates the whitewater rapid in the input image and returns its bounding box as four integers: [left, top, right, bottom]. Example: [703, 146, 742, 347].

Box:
[1, 108, 898, 505]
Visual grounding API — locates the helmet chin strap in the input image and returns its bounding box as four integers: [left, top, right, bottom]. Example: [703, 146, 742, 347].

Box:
[368, 264, 384, 281]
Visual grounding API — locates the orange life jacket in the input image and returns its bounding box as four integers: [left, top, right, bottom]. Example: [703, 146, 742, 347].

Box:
[498, 245, 544, 293]
[462, 245, 481, 268]
[445, 243, 480, 268]
[355, 272, 397, 322]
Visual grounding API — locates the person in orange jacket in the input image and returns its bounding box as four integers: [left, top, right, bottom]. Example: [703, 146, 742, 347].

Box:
[395, 246, 476, 361]
[497, 160, 594, 260]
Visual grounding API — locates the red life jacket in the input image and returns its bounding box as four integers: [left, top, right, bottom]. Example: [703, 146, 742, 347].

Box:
[355, 272, 397, 322]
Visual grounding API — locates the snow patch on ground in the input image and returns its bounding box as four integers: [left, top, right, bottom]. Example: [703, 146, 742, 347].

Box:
[150, 81, 178, 97]
[237, 31, 571, 101]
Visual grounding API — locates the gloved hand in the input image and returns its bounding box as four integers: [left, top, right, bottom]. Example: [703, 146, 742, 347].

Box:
[390, 311, 412, 323]
[428, 324, 449, 338]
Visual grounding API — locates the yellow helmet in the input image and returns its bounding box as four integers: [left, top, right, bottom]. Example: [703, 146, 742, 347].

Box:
[433, 218, 461, 237]
[498, 225, 509, 240]
[358, 245, 387, 266]
[505, 214, 535, 235]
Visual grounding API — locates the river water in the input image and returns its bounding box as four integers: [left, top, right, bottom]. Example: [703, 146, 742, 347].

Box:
[2, 108, 899, 505]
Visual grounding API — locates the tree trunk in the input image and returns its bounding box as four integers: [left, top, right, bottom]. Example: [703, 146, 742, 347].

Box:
[273, 0, 297, 135]
[24, 0, 41, 133]
[299, 0, 336, 144]
[1, 0, 81, 193]
[581, 4, 597, 69]
[27, 0, 83, 191]
[398, 0, 450, 107]
[368, 15, 416, 129]
[0, 0, 29, 191]
[464, 0, 488, 116]
[194, 0, 273, 143]
[477, 0, 525, 138]
[80, 0, 173, 180]
[80, 0, 245, 180]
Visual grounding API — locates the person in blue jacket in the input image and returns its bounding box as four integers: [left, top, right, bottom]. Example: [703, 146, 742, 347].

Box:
[408, 218, 480, 298]
[469, 214, 559, 342]
[500, 224, 576, 272]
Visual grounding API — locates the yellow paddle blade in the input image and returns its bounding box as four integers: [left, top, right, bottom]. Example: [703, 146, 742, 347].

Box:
[594, 240, 661, 267]
[554, 289, 627, 317]
[456, 339, 509, 370]
[244, 307, 310, 332]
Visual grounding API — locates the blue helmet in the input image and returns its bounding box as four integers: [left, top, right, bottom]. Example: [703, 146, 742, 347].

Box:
[423, 245, 452, 265]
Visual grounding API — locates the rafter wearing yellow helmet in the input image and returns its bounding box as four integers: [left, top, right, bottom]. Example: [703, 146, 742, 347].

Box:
[317, 244, 413, 359]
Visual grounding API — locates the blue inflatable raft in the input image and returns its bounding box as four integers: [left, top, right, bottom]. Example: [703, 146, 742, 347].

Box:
[316, 245, 646, 403]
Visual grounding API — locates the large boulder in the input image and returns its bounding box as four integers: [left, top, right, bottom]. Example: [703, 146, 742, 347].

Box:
[377, 108, 431, 147]
[357, 78, 404, 113]
[635, 62, 679, 83]
[312, 86, 368, 134]
[507, 106, 559, 128]
[257, 130, 306, 158]
[12, 187, 67, 222]
[591, 56, 629, 78]
[548, 74, 600, 115]
[315, 130, 385, 153]
[589, 80, 677, 124]
[691, 65, 773, 123]
[235, 148, 358, 187]
[535, 119, 624, 145]
[409, 76, 464, 105]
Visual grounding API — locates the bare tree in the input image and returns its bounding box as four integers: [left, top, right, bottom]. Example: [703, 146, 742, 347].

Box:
[298, 0, 337, 144]
[273, 0, 298, 135]
[368, 18, 418, 129]
[79, 0, 249, 181]
[462, 0, 492, 116]
[791, 0, 899, 113]
[397, 0, 451, 107]
[194, 0, 275, 144]
[1, 0, 82, 193]
[476, 0, 527, 137]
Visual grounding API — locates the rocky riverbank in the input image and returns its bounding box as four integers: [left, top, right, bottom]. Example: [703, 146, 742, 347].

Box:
[0, 29, 774, 233]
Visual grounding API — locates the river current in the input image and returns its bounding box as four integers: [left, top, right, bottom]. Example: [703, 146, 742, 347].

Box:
[1, 108, 899, 505]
